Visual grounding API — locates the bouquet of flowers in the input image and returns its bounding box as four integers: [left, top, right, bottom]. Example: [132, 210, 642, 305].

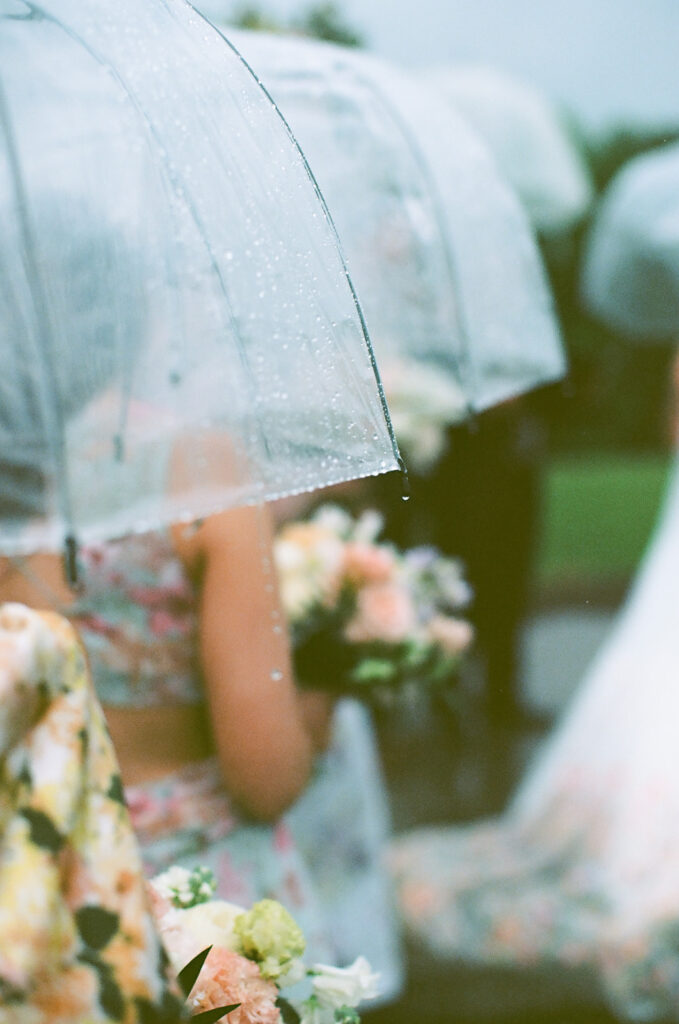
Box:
[380, 357, 468, 474]
[274, 504, 473, 706]
[149, 866, 379, 1024]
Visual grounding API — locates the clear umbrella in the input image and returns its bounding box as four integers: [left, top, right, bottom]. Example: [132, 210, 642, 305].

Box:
[0, 0, 399, 558]
[229, 28, 565, 423]
[582, 141, 679, 341]
[430, 65, 593, 235]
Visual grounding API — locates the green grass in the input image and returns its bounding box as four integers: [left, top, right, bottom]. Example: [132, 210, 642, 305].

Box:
[537, 453, 672, 588]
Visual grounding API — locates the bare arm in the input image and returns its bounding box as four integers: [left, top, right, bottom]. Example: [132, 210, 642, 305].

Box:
[173, 506, 333, 822]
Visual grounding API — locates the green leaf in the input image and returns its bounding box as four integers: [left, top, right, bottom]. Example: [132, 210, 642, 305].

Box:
[99, 972, 125, 1020]
[178, 946, 212, 998]
[107, 774, 126, 805]
[191, 1006, 240, 1023]
[277, 997, 302, 1024]
[20, 808, 64, 853]
[75, 906, 120, 951]
[350, 658, 396, 684]
[134, 993, 189, 1023]
[334, 1007, 360, 1024]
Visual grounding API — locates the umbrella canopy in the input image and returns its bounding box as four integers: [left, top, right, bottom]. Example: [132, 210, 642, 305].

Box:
[0, 0, 399, 556]
[581, 142, 679, 341]
[430, 65, 593, 234]
[230, 28, 565, 422]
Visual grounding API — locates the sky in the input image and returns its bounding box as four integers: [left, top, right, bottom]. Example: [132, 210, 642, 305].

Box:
[197, 0, 679, 136]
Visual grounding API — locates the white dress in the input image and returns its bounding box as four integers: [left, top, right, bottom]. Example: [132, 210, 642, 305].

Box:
[390, 461, 679, 1021]
[288, 700, 404, 1007]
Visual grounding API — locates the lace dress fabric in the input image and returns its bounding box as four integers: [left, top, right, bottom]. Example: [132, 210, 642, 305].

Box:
[390, 461, 679, 1020]
[0, 602, 184, 1024]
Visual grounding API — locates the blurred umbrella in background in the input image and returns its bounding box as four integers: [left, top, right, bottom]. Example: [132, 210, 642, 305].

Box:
[0, 0, 400, 559]
[228, 29, 566, 471]
[582, 141, 679, 341]
[430, 65, 593, 235]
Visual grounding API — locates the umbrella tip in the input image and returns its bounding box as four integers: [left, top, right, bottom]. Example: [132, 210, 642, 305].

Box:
[398, 457, 411, 502]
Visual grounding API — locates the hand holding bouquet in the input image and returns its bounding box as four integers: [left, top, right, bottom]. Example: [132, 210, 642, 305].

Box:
[149, 866, 379, 1024]
[274, 505, 473, 706]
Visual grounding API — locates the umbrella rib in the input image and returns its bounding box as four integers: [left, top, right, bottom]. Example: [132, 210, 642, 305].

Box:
[352, 67, 477, 415]
[198, 7, 405, 481]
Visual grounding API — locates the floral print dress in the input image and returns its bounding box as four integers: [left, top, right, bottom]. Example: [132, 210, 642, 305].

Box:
[0, 602, 184, 1023]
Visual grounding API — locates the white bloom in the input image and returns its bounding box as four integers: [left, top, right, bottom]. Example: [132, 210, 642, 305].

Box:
[311, 957, 380, 1010]
[278, 573, 320, 624]
[311, 504, 353, 538]
[351, 509, 384, 545]
[151, 866, 194, 906]
[273, 538, 308, 575]
[277, 956, 307, 989]
[392, 415, 446, 474]
[381, 357, 468, 473]
[274, 525, 345, 624]
[179, 898, 246, 952]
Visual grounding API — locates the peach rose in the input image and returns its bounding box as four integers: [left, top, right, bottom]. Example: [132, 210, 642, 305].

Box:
[343, 543, 396, 586]
[189, 946, 280, 1024]
[344, 583, 416, 644]
[427, 615, 474, 655]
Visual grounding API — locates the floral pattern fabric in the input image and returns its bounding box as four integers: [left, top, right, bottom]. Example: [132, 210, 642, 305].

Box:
[0, 602, 185, 1024]
[125, 758, 334, 969]
[68, 531, 202, 707]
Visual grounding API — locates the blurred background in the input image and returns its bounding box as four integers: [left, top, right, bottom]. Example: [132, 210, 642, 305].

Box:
[207, 3, 679, 1021]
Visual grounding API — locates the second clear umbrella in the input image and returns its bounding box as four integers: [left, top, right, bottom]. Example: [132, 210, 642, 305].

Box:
[230, 29, 566, 427]
[582, 141, 679, 341]
[430, 65, 593, 235]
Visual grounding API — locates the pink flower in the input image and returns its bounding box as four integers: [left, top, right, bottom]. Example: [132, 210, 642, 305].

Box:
[345, 582, 416, 644]
[128, 586, 167, 608]
[149, 610, 183, 637]
[427, 615, 474, 655]
[343, 543, 396, 585]
[190, 946, 281, 1024]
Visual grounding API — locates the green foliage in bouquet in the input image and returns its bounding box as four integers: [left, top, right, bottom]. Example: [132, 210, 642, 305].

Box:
[150, 868, 380, 1024]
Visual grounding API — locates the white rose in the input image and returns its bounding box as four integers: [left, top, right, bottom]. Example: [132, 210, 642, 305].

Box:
[279, 574, 319, 623]
[311, 957, 380, 1010]
[180, 898, 245, 952]
[273, 538, 307, 575]
[155, 899, 246, 973]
